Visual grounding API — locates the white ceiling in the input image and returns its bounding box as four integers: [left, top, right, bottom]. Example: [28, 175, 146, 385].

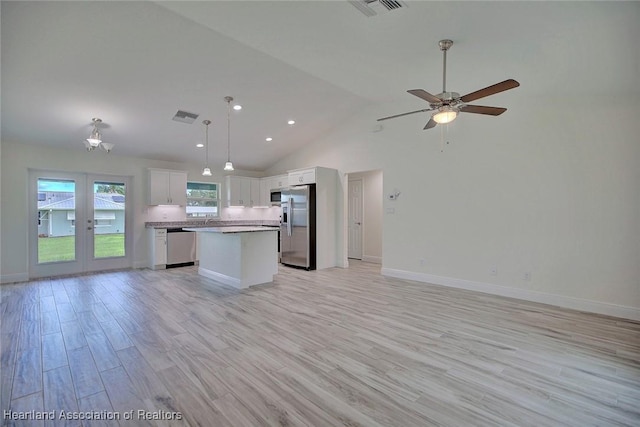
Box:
[2, 1, 638, 171]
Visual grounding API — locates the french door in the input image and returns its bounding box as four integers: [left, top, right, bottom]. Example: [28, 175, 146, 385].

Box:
[29, 170, 132, 278]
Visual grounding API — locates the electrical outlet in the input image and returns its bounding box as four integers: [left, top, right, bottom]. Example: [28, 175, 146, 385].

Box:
[489, 265, 498, 276]
[419, 258, 426, 266]
[523, 272, 531, 281]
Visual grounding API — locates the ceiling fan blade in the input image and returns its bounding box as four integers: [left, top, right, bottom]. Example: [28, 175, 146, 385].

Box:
[423, 118, 437, 130]
[460, 79, 520, 103]
[377, 108, 432, 122]
[460, 105, 507, 116]
[407, 89, 442, 104]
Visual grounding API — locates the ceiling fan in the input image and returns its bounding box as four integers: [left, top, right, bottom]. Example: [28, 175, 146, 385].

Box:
[378, 39, 519, 130]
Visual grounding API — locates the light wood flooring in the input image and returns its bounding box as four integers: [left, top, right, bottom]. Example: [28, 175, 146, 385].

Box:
[1, 261, 639, 426]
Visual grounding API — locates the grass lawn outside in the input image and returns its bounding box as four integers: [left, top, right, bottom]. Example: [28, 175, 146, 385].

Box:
[38, 234, 125, 263]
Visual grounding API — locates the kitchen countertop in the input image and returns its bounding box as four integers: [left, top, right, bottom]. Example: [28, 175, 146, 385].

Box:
[145, 220, 280, 229]
[183, 226, 279, 234]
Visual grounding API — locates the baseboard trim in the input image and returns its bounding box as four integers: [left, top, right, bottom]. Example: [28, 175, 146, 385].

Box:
[362, 255, 382, 264]
[381, 268, 640, 321]
[198, 267, 243, 289]
[0, 273, 29, 284]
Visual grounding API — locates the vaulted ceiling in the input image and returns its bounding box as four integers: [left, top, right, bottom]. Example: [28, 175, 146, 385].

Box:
[2, 1, 638, 170]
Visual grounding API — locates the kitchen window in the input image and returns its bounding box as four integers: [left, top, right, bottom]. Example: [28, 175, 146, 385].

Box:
[186, 182, 219, 218]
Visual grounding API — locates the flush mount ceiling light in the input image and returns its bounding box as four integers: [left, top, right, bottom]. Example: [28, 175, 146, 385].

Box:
[196, 143, 204, 148]
[287, 120, 296, 125]
[223, 96, 235, 171]
[265, 137, 273, 142]
[202, 119, 212, 176]
[233, 104, 242, 111]
[83, 118, 114, 153]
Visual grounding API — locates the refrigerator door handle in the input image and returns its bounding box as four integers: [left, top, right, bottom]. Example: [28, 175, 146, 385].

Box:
[288, 197, 293, 236]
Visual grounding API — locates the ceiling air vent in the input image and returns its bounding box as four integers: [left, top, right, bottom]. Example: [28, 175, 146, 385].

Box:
[172, 110, 199, 124]
[348, 0, 407, 17]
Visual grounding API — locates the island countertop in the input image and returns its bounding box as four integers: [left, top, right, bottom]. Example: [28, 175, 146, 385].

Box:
[183, 226, 278, 234]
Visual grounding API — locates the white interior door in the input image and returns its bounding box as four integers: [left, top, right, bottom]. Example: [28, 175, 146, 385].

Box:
[348, 179, 363, 260]
[29, 170, 132, 278]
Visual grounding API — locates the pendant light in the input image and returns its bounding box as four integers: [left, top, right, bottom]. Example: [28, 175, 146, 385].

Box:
[202, 119, 212, 176]
[223, 96, 234, 171]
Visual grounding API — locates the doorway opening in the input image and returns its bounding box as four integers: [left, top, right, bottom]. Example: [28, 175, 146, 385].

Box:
[347, 170, 383, 265]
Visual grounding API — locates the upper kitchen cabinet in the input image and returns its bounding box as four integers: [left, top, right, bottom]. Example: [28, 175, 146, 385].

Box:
[259, 174, 288, 206]
[288, 168, 316, 186]
[147, 169, 187, 205]
[272, 174, 288, 189]
[225, 176, 260, 207]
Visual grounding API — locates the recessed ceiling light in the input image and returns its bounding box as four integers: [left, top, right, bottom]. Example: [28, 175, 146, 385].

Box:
[196, 143, 204, 148]
[265, 137, 273, 142]
[233, 105, 242, 111]
[288, 120, 295, 125]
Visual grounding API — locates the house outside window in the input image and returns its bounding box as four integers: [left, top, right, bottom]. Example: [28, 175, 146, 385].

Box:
[186, 182, 219, 218]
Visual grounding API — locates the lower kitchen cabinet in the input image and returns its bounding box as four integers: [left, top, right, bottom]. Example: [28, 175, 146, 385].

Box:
[148, 228, 167, 269]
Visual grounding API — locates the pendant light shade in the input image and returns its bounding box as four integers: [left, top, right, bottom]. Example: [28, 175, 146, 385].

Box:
[202, 119, 212, 176]
[224, 96, 234, 171]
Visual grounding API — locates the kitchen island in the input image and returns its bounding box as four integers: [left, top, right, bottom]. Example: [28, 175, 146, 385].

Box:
[183, 226, 279, 289]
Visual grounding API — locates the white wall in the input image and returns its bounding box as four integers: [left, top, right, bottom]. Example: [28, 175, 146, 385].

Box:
[266, 96, 640, 320]
[0, 141, 273, 282]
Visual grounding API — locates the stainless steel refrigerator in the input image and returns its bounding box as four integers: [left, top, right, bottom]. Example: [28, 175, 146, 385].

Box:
[281, 185, 316, 270]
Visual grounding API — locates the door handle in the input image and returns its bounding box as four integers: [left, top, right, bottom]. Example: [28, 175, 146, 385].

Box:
[355, 222, 361, 225]
[87, 227, 93, 230]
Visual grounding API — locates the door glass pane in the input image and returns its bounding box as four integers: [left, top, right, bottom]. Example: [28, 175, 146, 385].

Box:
[94, 181, 125, 258]
[37, 178, 76, 263]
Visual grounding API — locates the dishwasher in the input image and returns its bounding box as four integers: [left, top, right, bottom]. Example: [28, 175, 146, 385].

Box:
[166, 228, 197, 268]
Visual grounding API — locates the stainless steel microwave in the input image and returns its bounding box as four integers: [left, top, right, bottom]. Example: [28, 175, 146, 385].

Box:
[270, 190, 282, 206]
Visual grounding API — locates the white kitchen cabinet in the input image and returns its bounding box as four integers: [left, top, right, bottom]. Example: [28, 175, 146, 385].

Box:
[288, 168, 316, 185]
[259, 174, 288, 206]
[148, 228, 167, 269]
[225, 176, 260, 207]
[272, 174, 288, 189]
[259, 178, 271, 207]
[148, 169, 187, 205]
[312, 167, 338, 270]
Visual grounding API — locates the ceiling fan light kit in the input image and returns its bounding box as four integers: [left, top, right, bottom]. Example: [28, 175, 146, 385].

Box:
[433, 106, 458, 124]
[378, 39, 519, 130]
